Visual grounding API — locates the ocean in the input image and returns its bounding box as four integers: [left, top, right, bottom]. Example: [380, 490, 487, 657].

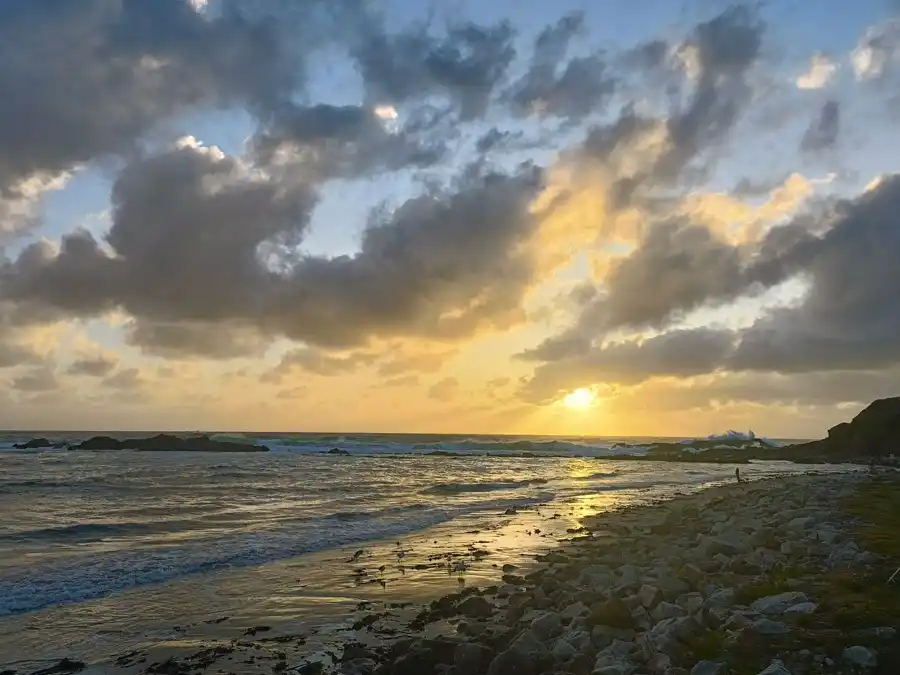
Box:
[0, 430, 841, 667]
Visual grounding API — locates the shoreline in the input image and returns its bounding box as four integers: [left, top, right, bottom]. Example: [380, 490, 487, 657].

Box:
[3, 465, 881, 675]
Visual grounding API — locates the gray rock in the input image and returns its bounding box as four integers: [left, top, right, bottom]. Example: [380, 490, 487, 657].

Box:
[783, 602, 817, 620]
[749, 618, 790, 635]
[487, 629, 547, 675]
[690, 661, 724, 675]
[864, 626, 897, 640]
[458, 595, 494, 619]
[630, 605, 652, 631]
[704, 588, 735, 609]
[496, 584, 517, 598]
[679, 563, 705, 589]
[561, 601, 589, 620]
[750, 592, 808, 615]
[558, 629, 592, 653]
[454, 643, 492, 675]
[651, 601, 686, 622]
[552, 638, 578, 661]
[646, 653, 672, 674]
[842, 645, 878, 667]
[531, 612, 563, 641]
[638, 584, 664, 609]
[756, 660, 792, 675]
[593, 665, 635, 675]
[591, 625, 636, 650]
[619, 564, 640, 586]
[622, 594, 643, 612]
[680, 592, 705, 615]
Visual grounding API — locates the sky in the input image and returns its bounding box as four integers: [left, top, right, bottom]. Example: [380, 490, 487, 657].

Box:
[2, 0, 900, 437]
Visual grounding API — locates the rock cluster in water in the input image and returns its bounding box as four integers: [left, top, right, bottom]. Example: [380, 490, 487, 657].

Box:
[14, 433, 267, 452]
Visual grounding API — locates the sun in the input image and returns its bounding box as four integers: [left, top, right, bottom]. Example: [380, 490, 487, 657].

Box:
[563, 387, 595, 409]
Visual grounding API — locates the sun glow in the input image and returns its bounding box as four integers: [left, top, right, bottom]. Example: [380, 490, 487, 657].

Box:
[563, 387, 595, 409]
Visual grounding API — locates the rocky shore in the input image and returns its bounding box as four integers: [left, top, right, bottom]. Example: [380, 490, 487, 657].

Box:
[13, 434, 267, 452]
[27, 468, 900, 675]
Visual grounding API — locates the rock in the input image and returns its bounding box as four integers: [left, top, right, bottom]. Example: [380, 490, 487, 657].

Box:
[390, 639, 460, 675]
[650, 601, 685, 622]
[679, 592, 704, 615]
[327, 448, 350, 455]
[842, 645, 877, 667]
[591, 625, 636, 650]
[558, 629, 592, 653]
[794, 396, 900, 460]
[593, 640, 635, 673]
[70, 433, 267, 453]
[618, 564, 640, 586]
[13, 437, 54, 449]
[638, 584, 664, 609]
[622, 594, 642, 612]
[815, 528, 838, 544]
[31, 659, 85, 675]
[689, 661, 724, 675]
[340, 659, 376, 675]
[749, 618, 790, 635]
[589, 597, 636, 629]
[487, 629, 548, 675]
[703, 588, 735, 609]
[458, 596, 493, 619]
[561, 601, 589, 620]
[531, 612, 563, 641]
[630, 606, 652, 631]
[862, 626, 896, 640]
[646, 653, 672, 674]
[756, 661, 792, 675]
[640, 616, 703, 660]
[502, 564, 518, 573]
[454, 643, 492, 675]
[552, 638, 578, 661]
[750, 592, 808, 615]
[679, 564, 705, 590]
[783, 602, 817, 620]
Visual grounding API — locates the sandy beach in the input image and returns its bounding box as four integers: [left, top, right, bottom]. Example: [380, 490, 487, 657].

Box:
[11, 466, 900, 675]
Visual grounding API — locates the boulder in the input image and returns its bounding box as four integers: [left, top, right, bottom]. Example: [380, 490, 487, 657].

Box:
[638, 584, 664, 609]
[560, 601, 589, 620]
[756, 661, 792, 675]
[842, 645, 877, 667]
[458, 596, 493, 619]
[750, 592, 808, 615]
[588, 597, 636, 630]
[530, 612, 563, 641]
[486, 630, 549, 675]
[749, 618, 790, 635]
[690, 661, 724, 675]
[650, 601, 686, 622]
[783, 602, 817, 620]
[453, 643, 492, 675]
[13, 437, 54, 449]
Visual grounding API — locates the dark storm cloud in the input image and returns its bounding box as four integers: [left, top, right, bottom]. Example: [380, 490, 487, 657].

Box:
[506, 12, 614, 120]
[67, 355, 118, 377]
[0, 0, 309, 200]
[800, 100, 840, 152]
[251, 103, 447, 179]
[730, 174, 900, 373]
[0, 138, 544, 354]
[351, 19, 517, 119]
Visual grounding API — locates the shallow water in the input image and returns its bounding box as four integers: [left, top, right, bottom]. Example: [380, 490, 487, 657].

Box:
[0, 435, 846, 667]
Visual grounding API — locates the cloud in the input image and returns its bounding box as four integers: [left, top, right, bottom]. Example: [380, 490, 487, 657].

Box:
[124, 319, 270, 359]
[351, 18, 517, 119]
[800, 100, 840, 152]
[796, 53, 838, 89]
[0, 0, 314, 201]
[251, 103, 447, 180]
[506, 12, 614, 120]
[376, 349, 454, 376]
[428, 376, 460, 401]
[522, 328, 735, 403]
[67, 354, 118, 377]
[851, 19, 900, 81]
[11, 366, 59, 392]
[262, 347, 374, 382]
[102, 368, 144, 390]
[521, 173, 900, 401]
